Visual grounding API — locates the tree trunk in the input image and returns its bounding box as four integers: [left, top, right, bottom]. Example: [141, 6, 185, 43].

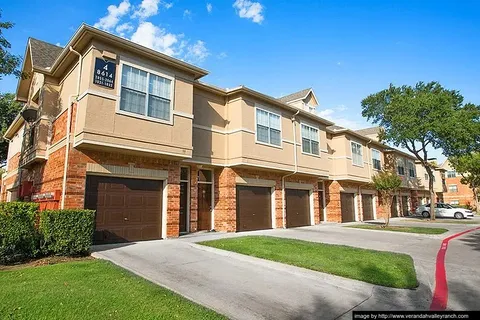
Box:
[426, 167, 436, 220]
[473, 188, 479, 214]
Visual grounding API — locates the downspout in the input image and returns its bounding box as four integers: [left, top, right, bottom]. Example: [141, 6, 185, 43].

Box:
[61, 47, 82, 209]
[358, 139, 372, 221]
[281, 110, 300, 228]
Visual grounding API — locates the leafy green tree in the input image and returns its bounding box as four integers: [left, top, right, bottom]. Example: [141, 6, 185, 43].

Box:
[362, 81, 480, 220]
[0, 11, 22, 79]
[0, 93, 22, 163]
[371, 170, 402, 226]
[449, 153, 480, 213]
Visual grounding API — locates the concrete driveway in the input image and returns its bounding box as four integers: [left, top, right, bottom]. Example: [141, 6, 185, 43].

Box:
[92, 219, 480, 319]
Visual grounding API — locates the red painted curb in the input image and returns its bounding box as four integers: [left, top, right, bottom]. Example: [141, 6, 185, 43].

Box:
[430, 226, 480, 311]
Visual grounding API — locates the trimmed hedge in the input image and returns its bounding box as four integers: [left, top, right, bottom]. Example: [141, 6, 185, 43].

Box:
[39, 209, 96, 256]
[0, 202, 40, 264]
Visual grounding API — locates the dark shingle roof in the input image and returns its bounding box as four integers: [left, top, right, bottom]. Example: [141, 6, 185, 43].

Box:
[29, 38, 63, 69]
[278, 88, 312, 103]
[355, 126, 380, 137]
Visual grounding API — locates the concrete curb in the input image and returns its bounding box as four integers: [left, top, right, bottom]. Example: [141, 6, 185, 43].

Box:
[191, 242, 409, 293]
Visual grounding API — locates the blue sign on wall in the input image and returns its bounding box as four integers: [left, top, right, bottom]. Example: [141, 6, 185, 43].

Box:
[93, 58, 116, 89]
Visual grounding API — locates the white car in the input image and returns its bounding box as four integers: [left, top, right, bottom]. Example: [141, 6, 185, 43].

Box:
[416, 203, 474, 219]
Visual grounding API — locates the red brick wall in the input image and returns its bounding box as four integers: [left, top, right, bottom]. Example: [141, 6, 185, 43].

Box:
[7, 152, 20, 172]
[325, 180, 381, 223]
[443, 176, 475, 206]
[212, 167, 320, 232]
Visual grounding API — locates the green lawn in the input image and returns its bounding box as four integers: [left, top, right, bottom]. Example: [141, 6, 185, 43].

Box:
[199, 236, 417, 289]
[402, 219, 480, 224]
[347, 224, 448, 234]
[0, 259, 225, 320]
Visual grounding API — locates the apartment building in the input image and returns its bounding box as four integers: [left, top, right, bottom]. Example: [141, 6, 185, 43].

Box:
[440, 160, 476, 207]
[1, 24, 444, 244]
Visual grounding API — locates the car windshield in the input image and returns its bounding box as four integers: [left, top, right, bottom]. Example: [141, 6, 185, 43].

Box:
[443, 204, 453, 209]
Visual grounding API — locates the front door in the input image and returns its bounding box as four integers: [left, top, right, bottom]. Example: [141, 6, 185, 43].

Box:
[198, 183, 212, 231]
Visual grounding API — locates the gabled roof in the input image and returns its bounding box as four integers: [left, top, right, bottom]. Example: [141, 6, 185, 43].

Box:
[327, 125, 346, 131]
[278, 88, 312, 103]
[355, 126, 380, 137]
[29, 38, 63, 70]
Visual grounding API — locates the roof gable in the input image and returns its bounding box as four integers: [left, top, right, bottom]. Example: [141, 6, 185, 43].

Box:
[29, 38, 63, 70]
[278, 88, 312, 104]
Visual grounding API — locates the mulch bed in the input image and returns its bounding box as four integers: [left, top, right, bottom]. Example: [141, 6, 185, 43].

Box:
[0, 256, 95, 271]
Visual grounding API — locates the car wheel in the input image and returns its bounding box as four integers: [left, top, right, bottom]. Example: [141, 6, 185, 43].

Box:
[422, 211, 430, 218]
[454, 212, 464, 219]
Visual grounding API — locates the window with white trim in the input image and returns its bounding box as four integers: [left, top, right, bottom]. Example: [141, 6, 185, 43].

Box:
[371, 149, 381, 170]
[448, 184, 458, 193]
[397, 158, 405, 176]
[256, 108, 281, 146]
[407, 161, 416, 178]
[351, 141, 363, 166]
[301, 124, 319, 155]
[120, 64, 172, 121]
[446, 170, 456, 178]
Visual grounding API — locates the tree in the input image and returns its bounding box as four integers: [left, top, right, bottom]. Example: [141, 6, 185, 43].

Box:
[0, 10, 22, 79]
[449, 153, 480, 213]
[0, 93, 22, 164]
[371, 170, 402, 226]
[362, 81, 480, 220]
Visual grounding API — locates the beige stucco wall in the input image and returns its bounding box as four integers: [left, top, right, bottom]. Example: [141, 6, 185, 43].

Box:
[328, 133, 386, 182]
[71, 40, 195, 159]
[225, 95, 330, 176]
[191, 86, 227, 164]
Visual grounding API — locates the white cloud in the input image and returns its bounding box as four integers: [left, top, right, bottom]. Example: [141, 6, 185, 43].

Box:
[233, 0, 264, 24]
[116, 22, 134, 36]
[131, 21, 181, 56]
[183, 9, 192, 19]
[55, 42, 62, 47]
[133, 0, 172, 19]
[217, 52, 227, 59]
[185, 40, 210, 63]
[316, 105, 363, 130]
[206, 3, 213, 13]
[94, 0, 131, 31]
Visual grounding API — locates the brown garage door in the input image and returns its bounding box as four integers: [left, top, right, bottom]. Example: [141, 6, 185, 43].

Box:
[85, 176, 163, 244]
[362, 194, 374, 221]
[341, 193, 355, 223]
[236, 186, 271, 232]
[286, 189, 310, 228]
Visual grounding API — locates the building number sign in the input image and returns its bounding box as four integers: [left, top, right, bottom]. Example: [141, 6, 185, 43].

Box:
[93, 58, 116, 89]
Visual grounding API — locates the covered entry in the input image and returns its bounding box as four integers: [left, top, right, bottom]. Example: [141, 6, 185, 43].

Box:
[362, 194, 374, 221]
[391, 196, 399, 217]
[236, 186, 272, 232]
[341, 193, 356, 223]
[286, 189, 311, 228]
[85, 175, 163, 244]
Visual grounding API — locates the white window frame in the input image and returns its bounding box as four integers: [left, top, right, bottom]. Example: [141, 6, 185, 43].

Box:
[446, 170, 456, 178]
[254, 105, 282, 148]
[300, 123, 320, 157]
[116, 61, 175, 125]
[448, 184, 458, 193]
[180, 166, 191, 233]
[371, 148, 381, 171]
[351, 141, 363, 167]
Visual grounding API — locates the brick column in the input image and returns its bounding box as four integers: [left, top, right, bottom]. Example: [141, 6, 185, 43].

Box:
[325, 180, 341, 222]
[214, 167, 236, 232]
[189, 166, 199, 233]
[165, 165, 181, 238]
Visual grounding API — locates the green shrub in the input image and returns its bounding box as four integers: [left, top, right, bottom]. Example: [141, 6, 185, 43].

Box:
[0, 202, 39, 264]
[39, 209, 95, 256]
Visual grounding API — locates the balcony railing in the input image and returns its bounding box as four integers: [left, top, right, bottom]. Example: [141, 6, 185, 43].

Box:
[19, 119, 48, 168]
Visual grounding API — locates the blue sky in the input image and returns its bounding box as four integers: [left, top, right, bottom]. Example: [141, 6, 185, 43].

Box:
[1, 0, 480, 163]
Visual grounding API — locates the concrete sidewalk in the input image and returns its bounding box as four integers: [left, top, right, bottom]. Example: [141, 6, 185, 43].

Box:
[92, 226, 432, 319]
